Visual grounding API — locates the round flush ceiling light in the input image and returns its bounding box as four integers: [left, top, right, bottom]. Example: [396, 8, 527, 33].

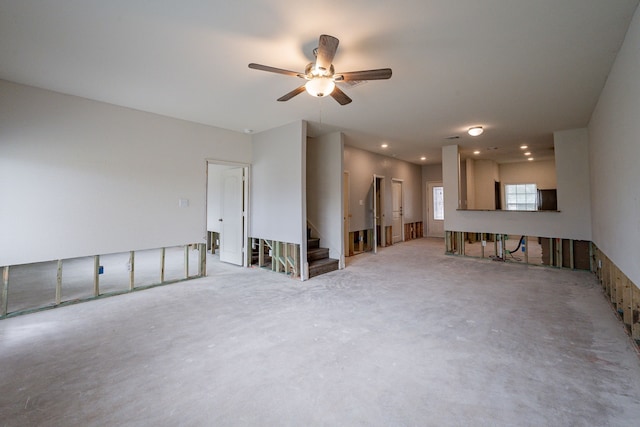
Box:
[305, 77, 335, 97]
[468, 126, 483, 136]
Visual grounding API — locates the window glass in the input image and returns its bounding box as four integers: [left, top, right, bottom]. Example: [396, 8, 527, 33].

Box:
[505, 183, 537, 211]
[433, 186, 444, 220]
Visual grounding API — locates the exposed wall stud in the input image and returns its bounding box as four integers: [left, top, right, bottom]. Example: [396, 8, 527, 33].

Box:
[160, 248, 166, 283]
[2, 266, 9, 317]
[129, 251, 135, 291]
[56, 260, 63, 305]
[184, 246, 189, 279]
[199, 243, 207, 277]
[568, 240, 574, 269]
[93, 255, 100, 297]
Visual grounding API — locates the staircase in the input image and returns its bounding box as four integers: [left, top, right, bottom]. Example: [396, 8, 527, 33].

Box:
[307, 237, 339, 278]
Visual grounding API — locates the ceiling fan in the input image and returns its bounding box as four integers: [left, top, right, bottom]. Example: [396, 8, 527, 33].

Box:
[248, 34, 392, 105]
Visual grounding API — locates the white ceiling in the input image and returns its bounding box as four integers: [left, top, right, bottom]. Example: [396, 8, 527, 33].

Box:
[1, 0, 638, 165]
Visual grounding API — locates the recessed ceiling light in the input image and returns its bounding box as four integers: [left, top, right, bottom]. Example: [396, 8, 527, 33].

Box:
[244, 129, 253, 134]
[468, 126, 483, 136]
[473, 150, 481, 155]
[528, 157, 534, 161]
[520, 145, 528, 149]
[381, 143, 388, 148]
[420, 156, 426, 161]
[524, 152, 531, 156]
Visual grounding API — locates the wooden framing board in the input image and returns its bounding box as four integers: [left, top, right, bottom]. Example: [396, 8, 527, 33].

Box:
[199, 243, 207, 277]
[129, 251, 135, 291]
[93, 255, 100, 297]
[160, 248, 166, 283]
[184, 246, 189, 278]
[56, 260, 63, 305]
[2, 266, 8, 317]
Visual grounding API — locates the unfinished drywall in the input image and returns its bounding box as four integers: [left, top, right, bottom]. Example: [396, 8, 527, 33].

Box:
[0, 80, 252, 266]
[444, 139, 591, 240]
[589, 4, 640, 286]
[343, 145, 422, 234]
[306, 133, 344, 264]
[250, 121, 306, 245]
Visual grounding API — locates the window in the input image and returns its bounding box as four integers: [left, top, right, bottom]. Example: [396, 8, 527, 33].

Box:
[433, 186, 444, 220]
[505, 184, 537, 211]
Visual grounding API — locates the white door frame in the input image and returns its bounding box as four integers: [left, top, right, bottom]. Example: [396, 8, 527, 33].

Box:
[391, 178, 404, 243]
[372, 175, 386, 253]
[427, 181, 445, 238]
[205, 159, 250, 267]
[343, 171, 350, 259]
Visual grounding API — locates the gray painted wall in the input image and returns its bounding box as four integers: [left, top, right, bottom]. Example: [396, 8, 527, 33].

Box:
[307, 133, 344, 265]
[344, 146, 422, 234]
[589, 5, 640, 286]
[250, 121, 306, 245]
[443, 131, 592, 241]
[0, 80, 252, 266]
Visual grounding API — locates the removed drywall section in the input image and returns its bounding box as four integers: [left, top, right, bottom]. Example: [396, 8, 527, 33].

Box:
[0, 80, 252, 266]
[343, 145, 422, 237]
[250, 121, 306, 245]
[589, 4, 640, 287]
[307, 132, 344, 265]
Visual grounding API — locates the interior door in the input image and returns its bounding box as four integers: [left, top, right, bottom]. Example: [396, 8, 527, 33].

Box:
[343, 172, 350, 257]
[427, 182, 445, 238]
[372, 175, 378, 254]
[391, 180, 403, 243]
[219, 167, 244, 265]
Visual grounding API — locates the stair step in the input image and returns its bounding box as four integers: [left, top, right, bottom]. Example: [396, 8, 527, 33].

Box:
[307, 247, 329, 262]
[308, 257, 339, 278]
[307, 238, 320, 249]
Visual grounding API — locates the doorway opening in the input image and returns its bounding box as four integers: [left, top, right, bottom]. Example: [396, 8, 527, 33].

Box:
[206, 161, 250, 267]
[391, 179, 404, 244]
[427, 182, 444, 238]
[373, 175, 386, 253]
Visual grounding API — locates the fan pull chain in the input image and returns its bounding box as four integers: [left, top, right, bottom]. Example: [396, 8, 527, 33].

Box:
[318, 97, 324, 130]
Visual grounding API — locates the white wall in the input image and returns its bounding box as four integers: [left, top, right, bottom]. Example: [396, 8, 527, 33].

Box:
[499, 159, 557, 190]
[589, 5, 640, 286]
[307, 132, 344, 263]
[343, 146, 422, 233]
[444, 138, 591, 240]
[250, 121, 306, 245]
[473, 159, 500, 210]
[0, 80, 251, 266]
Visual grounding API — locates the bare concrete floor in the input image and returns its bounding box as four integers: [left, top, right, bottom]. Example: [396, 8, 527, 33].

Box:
[1, 238, 639, 426]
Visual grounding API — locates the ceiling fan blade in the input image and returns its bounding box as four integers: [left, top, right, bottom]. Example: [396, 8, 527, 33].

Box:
[277, 85, 307, 102]
[315, 35, 339, 73]
[335, 68, 392, 81]
[330, 86, 352, 105]
[248, 63, 303, 78]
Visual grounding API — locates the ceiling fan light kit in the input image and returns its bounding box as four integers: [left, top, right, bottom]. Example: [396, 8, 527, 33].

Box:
[305, 76, 335, 97]
[249, 34, 392, 105]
